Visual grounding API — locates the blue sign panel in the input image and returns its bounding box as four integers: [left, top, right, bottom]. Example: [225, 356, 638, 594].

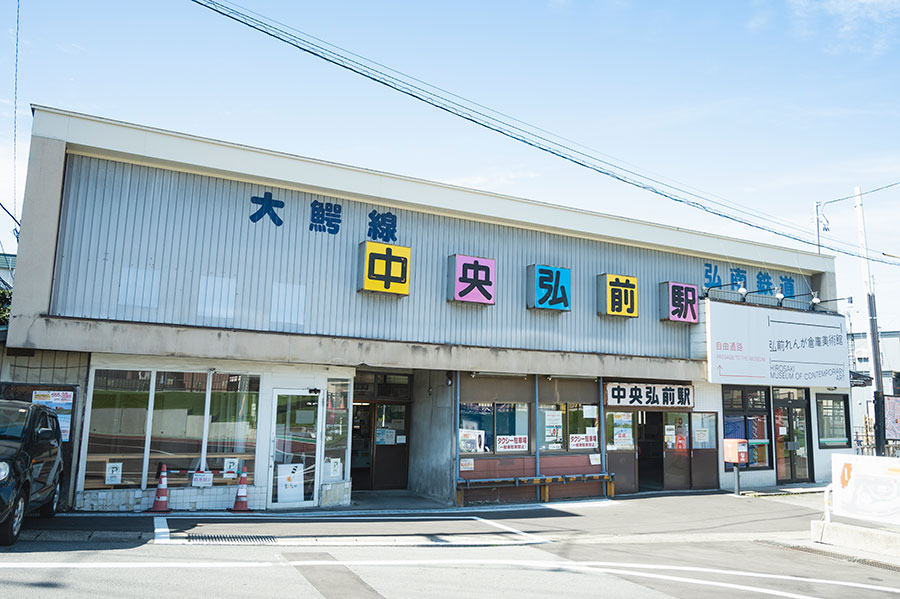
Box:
[527, 264, 571, 311]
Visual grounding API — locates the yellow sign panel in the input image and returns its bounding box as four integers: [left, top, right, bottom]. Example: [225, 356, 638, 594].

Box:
[600, 273, 638, 317]
[358, 241, 411, 295]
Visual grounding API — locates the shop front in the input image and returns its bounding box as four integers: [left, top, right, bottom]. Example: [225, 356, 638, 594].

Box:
[457, 375, 606, 504]
[604, 382, 719, 494]
[75, 356, 354, 512]
[707, 300, 854, 489]
[351, 372, 413, 491]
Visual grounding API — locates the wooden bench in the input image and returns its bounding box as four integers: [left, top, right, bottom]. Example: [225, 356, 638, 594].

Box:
[456, 472, 614, 506]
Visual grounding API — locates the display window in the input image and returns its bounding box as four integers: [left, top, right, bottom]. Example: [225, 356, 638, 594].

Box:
[723, 385, 772, 470]
[459, 402, 532, 454]
[84, 368, 260, 490]
[816, 394, 850, 449]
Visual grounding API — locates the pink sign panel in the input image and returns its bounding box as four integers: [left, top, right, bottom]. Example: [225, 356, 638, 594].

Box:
[450, 254, 495, 304]
[659, 281, 699, 323]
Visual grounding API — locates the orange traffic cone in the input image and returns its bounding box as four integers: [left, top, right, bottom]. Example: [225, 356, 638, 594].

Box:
[227, 467, 251, 512]
[147, 464, 172, 513]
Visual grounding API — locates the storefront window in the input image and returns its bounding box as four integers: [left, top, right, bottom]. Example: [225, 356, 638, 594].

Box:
[85, 368, 262, 490]
[568, 403, 599, 451]
[817, 395, 850, 448]
[538, 404, 565, 451]
[460, 402, 494, 453]
[85, 370, 151, 489]
[323, 379, 351, 482]
[149, 372, 207, 487]
[206, 374, 259, 485]
[723, 386, 771, 470]
[496, 403, 530, 452]
[606, 411, 635, 451]
[691, 413, 717, 450]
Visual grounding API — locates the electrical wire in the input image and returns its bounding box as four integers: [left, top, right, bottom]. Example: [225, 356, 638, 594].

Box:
[823, 181, 900, 207]
[216, 1, 822, 239]
[189, 0, 900, 266]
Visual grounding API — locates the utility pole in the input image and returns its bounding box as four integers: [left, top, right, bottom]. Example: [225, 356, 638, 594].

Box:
[815, 201, 822, 253]
[855, 186, 886, 456]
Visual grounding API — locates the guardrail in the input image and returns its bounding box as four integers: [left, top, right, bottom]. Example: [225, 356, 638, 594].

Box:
[854, 442, 900, 457]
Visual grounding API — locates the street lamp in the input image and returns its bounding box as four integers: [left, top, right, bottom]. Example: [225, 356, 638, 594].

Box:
[741, 285, 783, 303]
[810, 296, 853, 311]
[703, 280, 746, 299]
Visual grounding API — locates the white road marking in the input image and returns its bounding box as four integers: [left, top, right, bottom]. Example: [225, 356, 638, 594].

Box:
[471, 515, 548, 544]
[0, 558, 895, 596]
[153, 517, 170, 543]
[57, 499, 613, 519]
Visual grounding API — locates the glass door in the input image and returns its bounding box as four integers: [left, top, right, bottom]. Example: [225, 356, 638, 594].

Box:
[775, 399, 811, 483]
[606, 411, 637, 493]
[270, 390, 321, 507]
[663, 412, 691, 490]
[690, 412, 718, 489]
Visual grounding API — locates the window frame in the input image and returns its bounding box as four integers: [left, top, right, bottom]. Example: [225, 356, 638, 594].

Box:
[723, 385, 773, 471]
[816, 394, 851, 449]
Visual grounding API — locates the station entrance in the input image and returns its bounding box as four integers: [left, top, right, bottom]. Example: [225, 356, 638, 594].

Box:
[350, 372, 412, 491]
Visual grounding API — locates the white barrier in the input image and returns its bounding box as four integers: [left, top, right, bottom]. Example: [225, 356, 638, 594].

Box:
[831, 454, 900, 526]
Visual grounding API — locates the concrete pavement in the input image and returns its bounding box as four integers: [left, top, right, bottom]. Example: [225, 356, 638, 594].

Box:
[3, 492, 900, 598]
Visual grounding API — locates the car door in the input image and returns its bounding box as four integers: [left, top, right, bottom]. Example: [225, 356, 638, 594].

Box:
[30, 411, 55, 501]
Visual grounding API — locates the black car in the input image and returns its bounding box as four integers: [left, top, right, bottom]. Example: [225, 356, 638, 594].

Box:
[0, 399, 63, 545]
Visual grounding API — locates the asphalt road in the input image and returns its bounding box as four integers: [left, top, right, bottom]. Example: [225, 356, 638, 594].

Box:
[2, 492, 899, 599]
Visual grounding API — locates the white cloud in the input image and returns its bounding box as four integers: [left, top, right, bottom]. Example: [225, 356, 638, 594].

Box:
[443, 167, 540, 191]
[789, 0, 900, 54]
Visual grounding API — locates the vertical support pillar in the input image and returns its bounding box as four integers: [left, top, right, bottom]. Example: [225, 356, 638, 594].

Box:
[200, 369, 213, 473]
[599, 376, 606, 474]
[141, 372, 157, 489]
[534, 375, 541, 502]
[453, 370, 460, 500]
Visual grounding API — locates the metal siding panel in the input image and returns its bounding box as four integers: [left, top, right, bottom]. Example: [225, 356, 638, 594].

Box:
[50, 157, 814, 360]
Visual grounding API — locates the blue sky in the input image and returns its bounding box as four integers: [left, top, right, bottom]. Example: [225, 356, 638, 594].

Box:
[2, 0, 899, 333]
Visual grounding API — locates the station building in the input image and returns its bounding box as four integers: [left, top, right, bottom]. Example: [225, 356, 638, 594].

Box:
[6, 106, 854, 511]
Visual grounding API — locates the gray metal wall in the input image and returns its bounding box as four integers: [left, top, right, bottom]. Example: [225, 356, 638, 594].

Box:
[50, 155, 812, 359]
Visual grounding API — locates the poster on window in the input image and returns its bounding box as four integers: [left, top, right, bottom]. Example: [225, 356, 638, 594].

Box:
[32, 390, 74, 442]
[375, 428, 396, 445]
[886, 396, 900, 440]
[545, 425, 563, 443]
[459, 429, 485, 453]
[613, 428, 633, 449]
[105, 462, 122, 485]
[277, 463, 305, 502]
[569, 433, 598, 449]
[497, 435, 528, 452]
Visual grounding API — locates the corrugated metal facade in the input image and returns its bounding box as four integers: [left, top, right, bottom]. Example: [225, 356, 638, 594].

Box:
[50, 155, 812, 359]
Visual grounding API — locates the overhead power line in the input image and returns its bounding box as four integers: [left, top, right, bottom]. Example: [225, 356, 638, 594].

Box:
[823, 180, 900, 207]
[188, 0, 900, 267]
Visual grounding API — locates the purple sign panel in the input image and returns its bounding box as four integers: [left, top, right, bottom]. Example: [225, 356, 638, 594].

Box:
[658, 281, 699, 323]
[447, 254, 495, 304]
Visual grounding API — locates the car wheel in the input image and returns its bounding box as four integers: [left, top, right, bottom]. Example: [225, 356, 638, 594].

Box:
[40, 482, 61, 518]
[0, 489, 26, 546]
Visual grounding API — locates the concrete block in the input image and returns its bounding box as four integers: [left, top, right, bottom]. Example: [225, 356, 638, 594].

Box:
[811, 520, 900, 558]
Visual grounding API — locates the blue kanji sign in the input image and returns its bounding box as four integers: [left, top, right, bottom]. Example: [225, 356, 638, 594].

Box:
[367, 209, 398, 242]
[249, 191, 284, 227]
[310, 200, 342, 234]
[527, 264, 570, 311]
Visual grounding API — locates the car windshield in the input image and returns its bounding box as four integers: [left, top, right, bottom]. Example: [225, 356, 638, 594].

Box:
[0, 406, 29, 440]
